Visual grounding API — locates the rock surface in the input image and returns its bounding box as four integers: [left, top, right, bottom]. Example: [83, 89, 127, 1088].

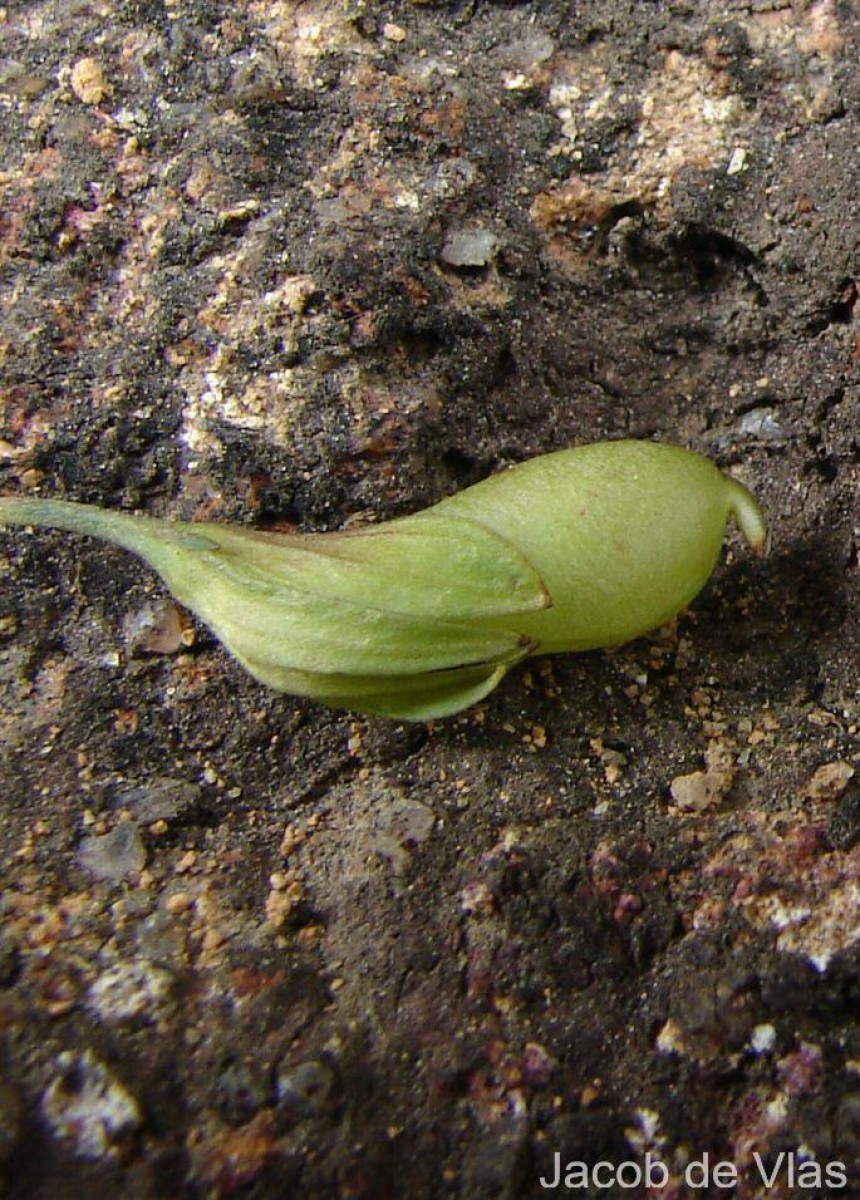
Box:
[0, 1, 858, 1197]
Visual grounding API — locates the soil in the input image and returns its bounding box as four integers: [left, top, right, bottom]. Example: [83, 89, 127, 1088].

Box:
[0, 2, 858, 1198]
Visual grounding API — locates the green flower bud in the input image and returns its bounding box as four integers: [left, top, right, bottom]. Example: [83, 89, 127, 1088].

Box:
[0, 440, 766, 720]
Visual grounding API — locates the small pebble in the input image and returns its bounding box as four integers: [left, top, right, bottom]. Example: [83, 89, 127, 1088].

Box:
[114, 777, 201, 824]
[42, 1052, 141, 1159]
[86, 960, 174, 1023]
[276, 1059, 335, 1123]
[805, 761, 855, 801]
[165, 891, 193, 915]
[440, 228, 499, 268]
[77, 822, 147, 885]
[734, 407, 787, 441]
[70, 57, 111, 105]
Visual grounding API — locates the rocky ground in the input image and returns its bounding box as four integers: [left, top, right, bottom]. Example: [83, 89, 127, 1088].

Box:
[0, 1, 858, 1197]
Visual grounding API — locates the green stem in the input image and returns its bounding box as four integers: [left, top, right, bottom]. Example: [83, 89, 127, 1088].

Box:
[0, 497, 215, 558]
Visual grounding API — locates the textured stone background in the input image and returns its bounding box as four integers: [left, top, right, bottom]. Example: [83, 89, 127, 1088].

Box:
[0, 2, 858, 1197]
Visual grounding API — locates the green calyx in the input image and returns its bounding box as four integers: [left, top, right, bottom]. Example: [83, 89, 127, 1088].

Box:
[0, 440, 766, 720]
